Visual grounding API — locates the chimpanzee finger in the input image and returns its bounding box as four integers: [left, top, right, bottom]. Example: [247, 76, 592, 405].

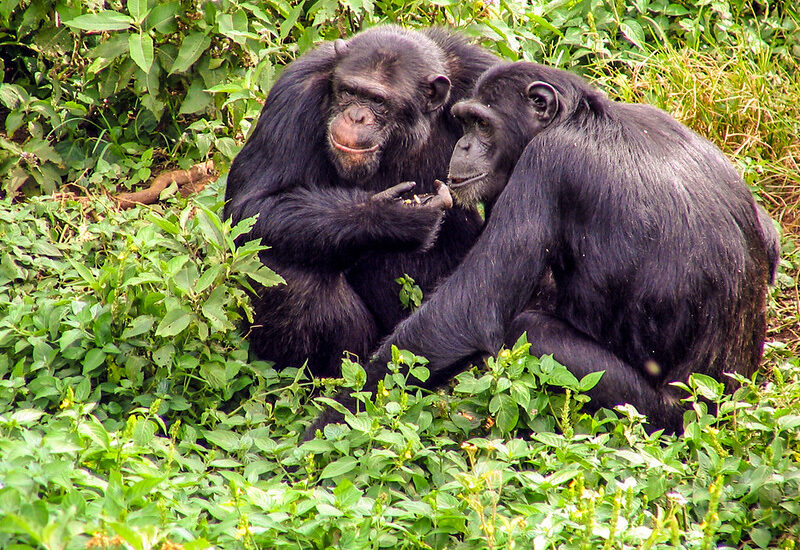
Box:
[429, 180, 453, 210]
[371, 181, 416, 202]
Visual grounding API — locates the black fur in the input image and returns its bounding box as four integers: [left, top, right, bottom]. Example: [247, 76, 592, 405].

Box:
[224, 26, 498, 377]
[308, 61, 780, 435]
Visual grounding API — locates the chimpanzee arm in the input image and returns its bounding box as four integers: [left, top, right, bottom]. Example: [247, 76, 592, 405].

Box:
[304, 147, 560, 435]
[228, 185, 446, 268]
[223, 44, 444, 268]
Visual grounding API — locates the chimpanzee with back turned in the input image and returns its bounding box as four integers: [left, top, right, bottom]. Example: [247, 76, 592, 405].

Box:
[308, 61, 780, 436]
[224, 26, 498, 378]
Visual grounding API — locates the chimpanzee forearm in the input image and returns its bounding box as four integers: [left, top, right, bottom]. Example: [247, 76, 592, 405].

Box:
[226, 185, 444, 269]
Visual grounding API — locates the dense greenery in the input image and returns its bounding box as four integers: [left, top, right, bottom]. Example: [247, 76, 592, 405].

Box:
[1, 0, 799, 549]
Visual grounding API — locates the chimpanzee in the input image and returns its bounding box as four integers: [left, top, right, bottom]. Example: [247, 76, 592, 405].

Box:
[308, 61, 780, 436]
[223, 26, 498, 377]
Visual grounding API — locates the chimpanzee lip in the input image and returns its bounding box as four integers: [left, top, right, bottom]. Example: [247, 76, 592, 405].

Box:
[330, 137, 380, 154]
[448, 173, 487, 188]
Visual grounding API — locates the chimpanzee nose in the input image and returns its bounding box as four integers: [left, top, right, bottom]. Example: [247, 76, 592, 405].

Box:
[349, 107, 368, 124]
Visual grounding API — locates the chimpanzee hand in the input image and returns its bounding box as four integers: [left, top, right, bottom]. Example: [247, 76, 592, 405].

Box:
[401, 180, 453, 210]
[371, 181, 453, 210]
[368, 180, 451, 251]
[371, 181, 418, 203]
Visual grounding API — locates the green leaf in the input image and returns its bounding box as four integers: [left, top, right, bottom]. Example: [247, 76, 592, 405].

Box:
[690, 373, 724, 400]
[345, 414, 372, 433]
[82, 348, 106, 375]
[121, 315, 156, 339]
[170, 32, 211, 74]
[10, 409, 45, 425]
[145, 2, 178, 33]
[279, 3, 304, 41]
[578, 370, 604, 392]
[750, 527, 771, 548]
[490, 394, 519, 433]
[127, 477, 165, 503]
[127, 0, 150, 24]
[195, 265, 223, 294]
[341, 358, 366, 390]
[147, 213, 179, 235]
[65, 11, 133, 31]
[247, 265, 285, 287]
[620, 19, 646, 49]
[204, 429, 241, 452]
[319, 456, 357, 479]
[77, 417, 111, 450]
[129, 32, 154, 73]
[544, 469, 582, 487]
[155, 309, 192, 337]
[409, 365, 429, 382]
[201, 286, 230, 331]
[178, 79, 211, 115]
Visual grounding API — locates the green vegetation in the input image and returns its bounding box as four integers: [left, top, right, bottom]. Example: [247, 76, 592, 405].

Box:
[1, 1, 799, 548]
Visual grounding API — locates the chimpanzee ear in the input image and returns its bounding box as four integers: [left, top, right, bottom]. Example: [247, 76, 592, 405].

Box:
[426, 74, 451, 112]
[525, 81, 559, 122]
[333, 39, 348, 57]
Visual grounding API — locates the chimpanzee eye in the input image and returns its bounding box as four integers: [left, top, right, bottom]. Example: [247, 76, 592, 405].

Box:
[477, 119, 491, 133]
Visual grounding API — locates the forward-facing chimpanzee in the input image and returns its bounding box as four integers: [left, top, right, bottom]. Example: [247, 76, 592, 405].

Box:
[308, 61, 780, 436]
[224, 27, 498, 377]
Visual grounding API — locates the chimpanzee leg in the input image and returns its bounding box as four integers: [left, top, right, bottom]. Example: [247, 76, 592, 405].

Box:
[507, 311, 684, 433]
[250, 270, 378, 378]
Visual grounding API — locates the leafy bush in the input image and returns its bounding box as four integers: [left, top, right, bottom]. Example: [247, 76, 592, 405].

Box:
[0, 181, 282, 425]
[2, 332, 799, 549]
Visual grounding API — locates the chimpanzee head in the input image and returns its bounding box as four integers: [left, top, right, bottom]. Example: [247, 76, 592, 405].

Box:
[447, 62, 602, 206]
[326, 27, 452, 182]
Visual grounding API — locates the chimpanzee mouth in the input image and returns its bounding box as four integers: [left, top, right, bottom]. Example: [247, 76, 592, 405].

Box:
[330, 137, 380, 154]
[448, 173, 487, 188]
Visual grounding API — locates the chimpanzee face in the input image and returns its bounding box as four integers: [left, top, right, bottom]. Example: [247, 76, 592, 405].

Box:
[448, 81, 560, 207]
[327, 76, 392, 182]
[326, 38, 451, 183]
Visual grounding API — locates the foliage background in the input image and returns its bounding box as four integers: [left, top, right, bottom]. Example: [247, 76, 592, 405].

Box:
[1, 0, 799, 549]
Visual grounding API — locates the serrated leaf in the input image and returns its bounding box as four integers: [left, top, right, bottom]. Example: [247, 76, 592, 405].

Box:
[248, 265, 285, 287]
[129, 32, 154, 73]
[66, 11, 133, 31]
[201, 286, 230, 331]
[170, 31, 211, 74]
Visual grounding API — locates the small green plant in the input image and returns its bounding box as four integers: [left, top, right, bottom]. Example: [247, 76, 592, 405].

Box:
[396, 273, 423, 310]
